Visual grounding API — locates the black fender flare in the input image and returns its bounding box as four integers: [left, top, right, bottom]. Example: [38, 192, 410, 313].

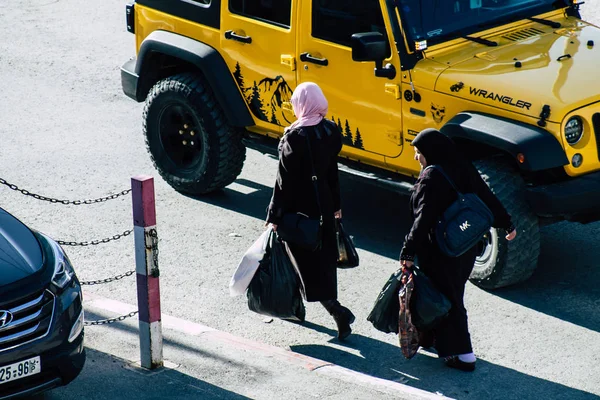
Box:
[440, 112, 568, 171]
[135, 30, 253, 127]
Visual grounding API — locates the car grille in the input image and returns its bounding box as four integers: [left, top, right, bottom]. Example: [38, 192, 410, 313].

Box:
[0, 290, 55, 352]
[592, 113, 600, 162]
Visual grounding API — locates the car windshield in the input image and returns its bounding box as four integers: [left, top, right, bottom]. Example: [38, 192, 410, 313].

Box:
[397, 0, 570, 44]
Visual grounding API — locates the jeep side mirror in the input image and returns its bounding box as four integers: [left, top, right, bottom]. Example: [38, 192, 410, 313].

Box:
[351, 32, 387, 62]
[351, 32, 396, 79]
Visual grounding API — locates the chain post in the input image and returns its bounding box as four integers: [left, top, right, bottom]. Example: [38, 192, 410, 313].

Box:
[132, 175, 163, 370]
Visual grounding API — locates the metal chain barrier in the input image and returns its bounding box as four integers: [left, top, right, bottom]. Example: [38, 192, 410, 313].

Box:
[0, 177, 131, 205]
[84, 311, 139, 326]
[0, 176, 150, 331]
[81, 269, 138, 325]
[81, 270, 135, 286]
[57, 229, 133, 247]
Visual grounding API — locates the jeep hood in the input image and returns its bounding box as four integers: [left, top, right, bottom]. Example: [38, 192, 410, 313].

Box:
[434, 21, 600, 123]
[0, 208, 44, 286]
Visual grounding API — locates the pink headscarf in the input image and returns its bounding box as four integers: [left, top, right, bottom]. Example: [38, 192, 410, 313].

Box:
[288, 82, 328, 131]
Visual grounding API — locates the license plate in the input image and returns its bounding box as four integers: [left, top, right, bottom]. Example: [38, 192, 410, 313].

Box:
[0, 356, 41, 384]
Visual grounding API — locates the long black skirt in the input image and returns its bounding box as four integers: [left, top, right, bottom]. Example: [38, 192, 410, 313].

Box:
[286, 218, 338, 302]
[417, 246, 477, 358]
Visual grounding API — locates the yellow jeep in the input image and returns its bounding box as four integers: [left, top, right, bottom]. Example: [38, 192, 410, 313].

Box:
[121, 0, 600, 289]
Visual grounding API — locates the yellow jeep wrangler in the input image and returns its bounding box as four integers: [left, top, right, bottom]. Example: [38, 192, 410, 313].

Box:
[121, 0, 600, 289]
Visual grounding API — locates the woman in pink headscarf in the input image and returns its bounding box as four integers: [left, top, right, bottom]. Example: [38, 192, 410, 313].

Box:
[266, 82, 355, 340]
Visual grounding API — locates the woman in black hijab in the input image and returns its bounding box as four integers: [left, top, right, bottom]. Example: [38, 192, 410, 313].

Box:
[400, 128, 517, 371]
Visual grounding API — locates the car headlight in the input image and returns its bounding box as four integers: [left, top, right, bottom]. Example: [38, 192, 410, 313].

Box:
[564, 116, 584, 145]
[47, 236, 75, 289]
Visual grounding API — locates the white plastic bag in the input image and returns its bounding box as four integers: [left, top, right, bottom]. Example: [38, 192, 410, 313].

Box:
[229, 227, 272, 296]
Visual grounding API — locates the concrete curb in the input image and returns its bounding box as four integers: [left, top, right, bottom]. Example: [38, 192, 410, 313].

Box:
[83, 292, 452, 400]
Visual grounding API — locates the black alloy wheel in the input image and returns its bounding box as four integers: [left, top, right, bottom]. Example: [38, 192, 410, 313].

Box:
[143, 73, 246, 194]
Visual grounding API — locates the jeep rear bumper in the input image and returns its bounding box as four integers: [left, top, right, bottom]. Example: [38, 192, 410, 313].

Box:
[121, 58, 140, 102]
[526, 170, 600, 223]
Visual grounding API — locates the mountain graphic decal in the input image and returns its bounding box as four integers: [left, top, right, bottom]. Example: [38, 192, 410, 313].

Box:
[232, 63, 366, 150]
[331, 116, 365, 150]
[232, 63, 292, 126]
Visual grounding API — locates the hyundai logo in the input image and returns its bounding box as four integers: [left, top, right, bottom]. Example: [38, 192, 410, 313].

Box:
[0, 310, 13, 329]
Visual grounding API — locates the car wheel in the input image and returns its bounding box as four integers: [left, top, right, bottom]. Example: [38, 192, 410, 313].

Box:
[470, 158, 540, 289]
[143, 73, 246, 194]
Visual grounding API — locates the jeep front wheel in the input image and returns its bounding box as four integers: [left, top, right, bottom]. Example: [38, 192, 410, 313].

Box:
[469, 159, 540, 289]
[142, 73, 246, 194]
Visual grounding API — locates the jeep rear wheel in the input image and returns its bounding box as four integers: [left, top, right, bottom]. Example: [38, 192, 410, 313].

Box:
[143, 73, 246, 194]
[470, 159, 540, 289]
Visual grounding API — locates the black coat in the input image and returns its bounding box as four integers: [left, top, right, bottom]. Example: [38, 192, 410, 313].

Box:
[267, 120, 342, 302]
[400, 129, 514, 357]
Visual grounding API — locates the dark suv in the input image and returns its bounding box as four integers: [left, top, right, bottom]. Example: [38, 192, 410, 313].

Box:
[0, 208, 85, 399]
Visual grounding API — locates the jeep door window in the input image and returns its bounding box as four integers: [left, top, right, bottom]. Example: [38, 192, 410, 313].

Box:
[312, 0, 390, 54]
[229, 0, 292, 27]
[398, 0, 570, 44]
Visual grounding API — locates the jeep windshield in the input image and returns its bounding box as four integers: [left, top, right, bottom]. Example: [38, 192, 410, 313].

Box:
[397, 0, 571, 45]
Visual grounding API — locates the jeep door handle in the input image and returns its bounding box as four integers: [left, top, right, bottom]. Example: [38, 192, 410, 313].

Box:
[225, 30, 252, 44]
[300, 52, 328, 66]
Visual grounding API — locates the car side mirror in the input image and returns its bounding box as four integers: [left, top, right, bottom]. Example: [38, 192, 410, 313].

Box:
[352, 32, 388, 62]
[351, 32, 396, 79]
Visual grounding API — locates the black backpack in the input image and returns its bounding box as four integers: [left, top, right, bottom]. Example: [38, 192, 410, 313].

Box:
[426, 165, 494, 257]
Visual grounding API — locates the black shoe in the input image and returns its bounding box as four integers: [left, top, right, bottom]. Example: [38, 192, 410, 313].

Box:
[444, 356, 476, 372]
[321, 300, 355, 340]
[334, 305, 355, 340]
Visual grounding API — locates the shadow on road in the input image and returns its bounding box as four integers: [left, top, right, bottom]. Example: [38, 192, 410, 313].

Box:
[45, 347, 250, 400]
[291, 334, 598, 400]
[493, 222, 600, 333]
[190, 174, 411, 261]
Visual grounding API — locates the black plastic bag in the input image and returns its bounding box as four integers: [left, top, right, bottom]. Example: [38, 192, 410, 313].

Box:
[367, 269, 404, 334]
[410, 269, 451, 331]
[247, 231, 306, 321]
[335, 219, 359, 269]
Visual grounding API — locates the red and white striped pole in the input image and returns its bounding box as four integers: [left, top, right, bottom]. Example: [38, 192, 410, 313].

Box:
[132, 175, 163, 370]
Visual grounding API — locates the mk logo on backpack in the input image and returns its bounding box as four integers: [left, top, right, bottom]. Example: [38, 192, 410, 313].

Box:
[426, 165, 494, 257]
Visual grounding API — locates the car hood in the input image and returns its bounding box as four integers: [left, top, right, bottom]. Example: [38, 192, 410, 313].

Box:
[433, 20, 600, 123]
[0, 209, 44, 286]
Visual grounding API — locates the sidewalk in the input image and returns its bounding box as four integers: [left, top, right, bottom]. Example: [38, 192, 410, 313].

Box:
[46, 293, 449, 400]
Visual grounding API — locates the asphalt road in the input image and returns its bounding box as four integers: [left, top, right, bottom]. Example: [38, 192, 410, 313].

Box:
[1, 2, 599, 399]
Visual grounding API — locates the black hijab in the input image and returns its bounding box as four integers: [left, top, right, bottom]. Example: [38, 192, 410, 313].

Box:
[411, 128, 462, 166]
[412, 128, 477, 192]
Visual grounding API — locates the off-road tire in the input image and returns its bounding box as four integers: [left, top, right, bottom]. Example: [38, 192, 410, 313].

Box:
[469, 159, 540, 289]
[143, 73, 246, 194]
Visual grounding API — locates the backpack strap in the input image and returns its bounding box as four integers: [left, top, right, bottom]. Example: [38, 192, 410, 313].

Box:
[424, 165, 463, 195]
